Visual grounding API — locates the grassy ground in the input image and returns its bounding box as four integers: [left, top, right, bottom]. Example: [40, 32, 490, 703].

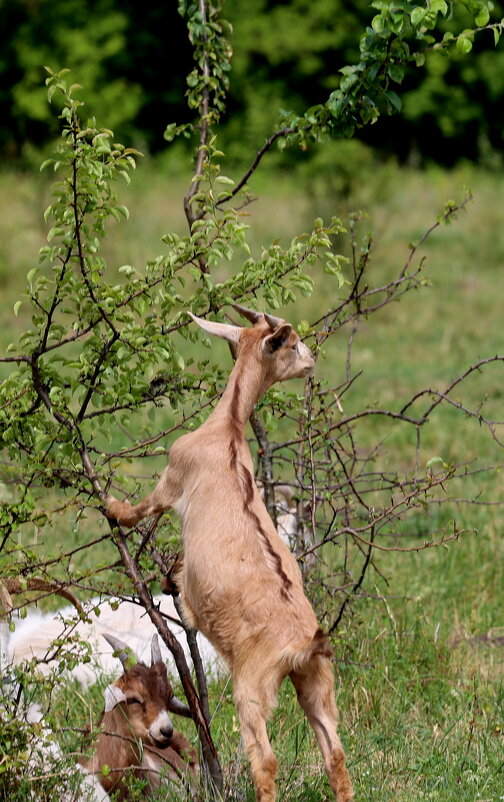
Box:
[1, 156, 503, 799]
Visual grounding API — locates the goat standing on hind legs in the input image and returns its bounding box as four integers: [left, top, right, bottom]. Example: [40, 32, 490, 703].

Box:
[107, 305, 353, 802]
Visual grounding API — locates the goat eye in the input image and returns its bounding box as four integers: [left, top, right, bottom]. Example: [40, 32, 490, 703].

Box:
[126, 697, 143, 707]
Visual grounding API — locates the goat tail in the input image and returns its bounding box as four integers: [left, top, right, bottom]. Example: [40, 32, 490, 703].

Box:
[287, 627, 333, 673]
[310, 627, 334, 659]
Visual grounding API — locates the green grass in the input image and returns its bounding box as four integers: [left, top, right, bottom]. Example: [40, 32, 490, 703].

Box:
[1, 156, 503, 799]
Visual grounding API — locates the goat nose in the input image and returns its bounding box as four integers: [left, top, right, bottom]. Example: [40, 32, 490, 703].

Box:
[160, 723, 173, 740]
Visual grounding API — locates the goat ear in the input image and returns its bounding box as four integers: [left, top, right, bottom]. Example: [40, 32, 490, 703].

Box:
[103, 683, 127, 713]
[102, 633, 138, 670]
[188, 313, 241, 345]
[263, 324, 293, 354]
[169, 695, 192, 718]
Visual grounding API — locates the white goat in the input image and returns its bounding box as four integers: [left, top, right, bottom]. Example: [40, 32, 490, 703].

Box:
[107, 306, 353, 802]
[6, 594, 222, 687]
[0, 692, 110, 801]
[79, 634, 198, 801]
[263, 484, 316, 573]
[1, 581, 109, 799]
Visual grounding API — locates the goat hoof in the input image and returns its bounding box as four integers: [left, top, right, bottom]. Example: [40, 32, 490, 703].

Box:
[106, 496, 131, 524]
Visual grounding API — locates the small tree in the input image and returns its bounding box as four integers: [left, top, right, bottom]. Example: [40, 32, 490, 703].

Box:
[1, 1, 503, 797]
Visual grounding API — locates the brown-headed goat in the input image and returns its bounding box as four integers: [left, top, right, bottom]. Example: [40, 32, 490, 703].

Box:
[107, 306, 353, 802]
[80, 634, 198, 800]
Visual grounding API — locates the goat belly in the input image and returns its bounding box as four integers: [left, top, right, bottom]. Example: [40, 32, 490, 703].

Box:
[183, 574, 317, 659]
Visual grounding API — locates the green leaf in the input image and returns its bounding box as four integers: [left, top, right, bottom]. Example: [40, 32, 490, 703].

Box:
[13, 301, 22, 317]
[475, 7, 490, 27]
[387, 64, 405, 84]
[411, 7, 426, 26]
[430, 0, 448, 16]
[426, 456, 448, 470]
[47, 84, 58, 104]
[47, 227, 64, 241]
[371, 14, 385, 33]
[386, 90, 402, 111]
[164, 123, 177, 142]
[172, 352, 185, 371]
[118, 265, 135, 277]
[456, 35, 473, 54]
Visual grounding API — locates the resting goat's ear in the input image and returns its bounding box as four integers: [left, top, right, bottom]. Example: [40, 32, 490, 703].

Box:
[188, 312, 241, 345]
[103, 683, 127, 713]
[168, 695, 192, 718]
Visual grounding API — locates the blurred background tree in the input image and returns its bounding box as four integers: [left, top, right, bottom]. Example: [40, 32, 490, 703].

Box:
[1, 0, 503, 165]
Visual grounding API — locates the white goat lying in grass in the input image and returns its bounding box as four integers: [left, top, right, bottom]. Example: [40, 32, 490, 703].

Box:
[0, 691, 111, 801]
[79, 634, 198, 801]
[5, 594, 223, 687]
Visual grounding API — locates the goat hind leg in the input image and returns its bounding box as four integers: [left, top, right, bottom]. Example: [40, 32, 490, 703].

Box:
[233, 679, 278, 802]
[290, 656, 353, 802]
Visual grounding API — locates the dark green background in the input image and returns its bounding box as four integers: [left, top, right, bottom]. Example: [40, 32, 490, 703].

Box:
[1, 0, 503, 164]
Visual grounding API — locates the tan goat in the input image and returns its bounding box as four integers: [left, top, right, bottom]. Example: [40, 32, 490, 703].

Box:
[80, 634, 198, 800]
[107, 306, 353, 802]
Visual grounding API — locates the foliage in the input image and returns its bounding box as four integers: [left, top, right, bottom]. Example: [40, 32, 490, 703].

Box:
[0, 1, 503, 798]
[246, 0, 504, 151]
[0, 0, 145, 157]
[0, 670, 97, 801]
[225, 0, 504, 164]
[1, 0, 504, 163]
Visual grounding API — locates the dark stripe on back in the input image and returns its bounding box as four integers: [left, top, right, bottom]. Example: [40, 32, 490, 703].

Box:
[238, 457, 292, 598]
[227, 372, 292, 598]
[229, 377, 242, 470]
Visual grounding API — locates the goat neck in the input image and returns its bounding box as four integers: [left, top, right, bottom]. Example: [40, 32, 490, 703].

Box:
[209, 353, 264, 432]
[203, 319, 313, 433]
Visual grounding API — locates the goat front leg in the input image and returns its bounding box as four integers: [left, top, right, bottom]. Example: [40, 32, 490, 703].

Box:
[290, 655, 353, 802]
[107, 465, 182, 527]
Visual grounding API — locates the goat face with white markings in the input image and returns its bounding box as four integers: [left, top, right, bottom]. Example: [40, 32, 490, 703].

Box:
[102, 634, 189, 749]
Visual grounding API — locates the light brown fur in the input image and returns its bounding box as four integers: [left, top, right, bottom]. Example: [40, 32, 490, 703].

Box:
[108, 310, 353, 801]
